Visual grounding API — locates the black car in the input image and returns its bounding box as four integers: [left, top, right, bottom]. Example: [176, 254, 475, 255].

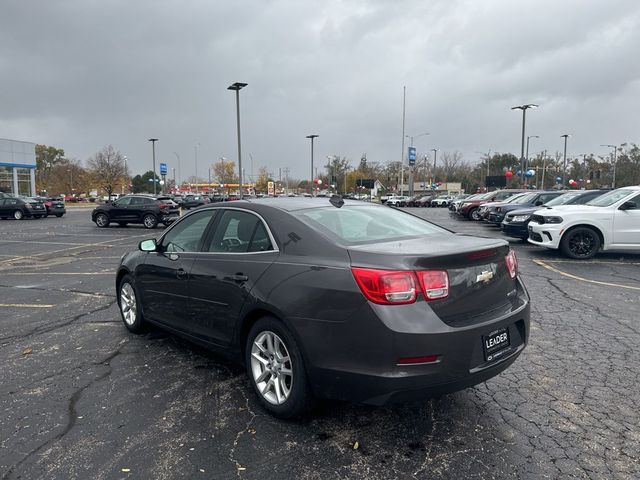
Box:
[115, 198, 530, 418]
[501, 189, 608, 239]
[33, 196, 66, 217]
[485, 191, 566, 225]
[0, 196, 46, 220]
[180, 194, 210, 209]
[92, 194, 180, 229]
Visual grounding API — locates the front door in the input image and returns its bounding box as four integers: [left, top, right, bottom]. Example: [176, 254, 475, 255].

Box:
[110, 196, 133, 221]
[188, 209, 278, 345]
[136, 209, 217, 329]
[613, 194, 640, 246]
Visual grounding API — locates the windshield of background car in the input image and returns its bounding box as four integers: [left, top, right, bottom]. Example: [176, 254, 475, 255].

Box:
[585, 189, 635, 207]
[545, 192, 582, 206]
[295, 206, 449, 245]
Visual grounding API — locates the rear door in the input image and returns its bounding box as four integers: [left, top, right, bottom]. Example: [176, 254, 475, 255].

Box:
[136, 209, 217, 328]
[188, 209, 278, 345]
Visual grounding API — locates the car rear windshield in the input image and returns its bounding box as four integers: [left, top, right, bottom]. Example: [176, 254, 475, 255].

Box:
[586, 189, 635, 207]
[295, 205, 449, 245]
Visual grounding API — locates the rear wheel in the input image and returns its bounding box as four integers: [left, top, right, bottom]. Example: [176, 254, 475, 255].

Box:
[13, 210, 24, 220]
[246, 317, 313, 419]
[118, 275, 146, 333]
[143, 214, 158, 229]
[560, 227, 601, 259]
[34, 215, 42, 219]
[95, 212, 110, 228]
[55, 213, 64, 218]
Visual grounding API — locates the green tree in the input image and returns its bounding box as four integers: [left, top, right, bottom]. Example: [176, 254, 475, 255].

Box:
[131, 170, 159, 193]
[212, 158, 238, 184]
[254, 166, 273, 193]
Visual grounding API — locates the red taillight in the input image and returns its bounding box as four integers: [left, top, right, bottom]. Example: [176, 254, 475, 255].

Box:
[159, 203, 169, 209]
[351, 268, 417, 305]
[352, 268, 449, 305]
[25, 203, 33, 209]
[416, 270, 449, 300]
[505, 250, 518, 279]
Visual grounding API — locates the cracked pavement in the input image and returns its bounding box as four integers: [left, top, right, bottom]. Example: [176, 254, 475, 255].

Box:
[0, 207, 639, 479]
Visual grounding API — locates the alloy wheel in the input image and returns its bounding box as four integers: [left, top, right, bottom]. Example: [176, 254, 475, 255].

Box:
[120, 283, 137, 326]
[96, 213, 109, 227]
[250, 331, 293, 405]
[143, 214, 157, 229]
[568, 231, 596, 257]
[13, 210, 23, 220]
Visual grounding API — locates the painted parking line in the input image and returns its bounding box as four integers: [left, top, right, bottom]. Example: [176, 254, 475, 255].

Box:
[1, 272, 113, 275]
[529, 258, 640, 266]
[0, 240, 114, 247]
[0, 303, 55, 308]
[533, 259, 640, 291]
[0, 233, 150, 265]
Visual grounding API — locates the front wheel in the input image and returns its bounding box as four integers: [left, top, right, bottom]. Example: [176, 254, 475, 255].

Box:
[95, 212, 110, 228]
[469, 208, 481, 221]
[143, 214, 158, 229]
[246, 317, 313, 419]
[13, 210, 24, 220]
[560, 227, 601, 259]
[118, 275, 146, 333]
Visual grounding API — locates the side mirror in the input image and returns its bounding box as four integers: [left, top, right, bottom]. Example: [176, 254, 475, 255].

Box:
[620, 201, 637, 211]
[139, 239, 158, 252]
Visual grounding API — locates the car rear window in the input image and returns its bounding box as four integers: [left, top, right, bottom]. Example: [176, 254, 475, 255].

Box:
[295, 206, 449, 245]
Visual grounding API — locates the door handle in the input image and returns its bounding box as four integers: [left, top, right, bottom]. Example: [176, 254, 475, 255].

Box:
[176, 268, 188, 279]
[228, 274, 249, 283]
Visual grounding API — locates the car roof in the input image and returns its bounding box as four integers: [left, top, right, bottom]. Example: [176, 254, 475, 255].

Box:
[200, 197, 378, 212]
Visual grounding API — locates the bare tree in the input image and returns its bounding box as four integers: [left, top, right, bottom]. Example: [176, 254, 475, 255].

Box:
[87, 145, 128, 197]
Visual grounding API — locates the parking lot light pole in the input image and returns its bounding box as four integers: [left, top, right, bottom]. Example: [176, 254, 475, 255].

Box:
[173, 152, 181, 187]
[405, 132, 429, 196]
[525, 135, 539, 187]
[148, 138, 158, 195]
[511, 104, 538, 188]
[431, 148, 439, 187]
[306, 134, 319, 194]
[561, 134, 571, 186]
[600, 144, 617, 188]
[228, 82, 248, 199]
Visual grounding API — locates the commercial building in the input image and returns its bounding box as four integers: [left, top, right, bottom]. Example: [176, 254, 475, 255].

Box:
[0, 138, 36, 196]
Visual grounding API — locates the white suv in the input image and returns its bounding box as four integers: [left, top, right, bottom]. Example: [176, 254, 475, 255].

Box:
[527, 186, 640, 259]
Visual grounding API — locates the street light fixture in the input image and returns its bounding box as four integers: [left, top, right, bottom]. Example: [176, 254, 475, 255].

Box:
[511, 104, 538, 187]
[600, 144, 617, 188]
[306, 134, 319, 193]
[560, 134, 571, 186]
[228, 82, 248, 199]
[148, 138, 158, 195]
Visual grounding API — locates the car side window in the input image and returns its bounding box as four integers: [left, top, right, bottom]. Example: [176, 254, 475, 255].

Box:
[626, 194, 640, 209]
[162, 210, 217, 253]
[539, 194, 556, 204]
[207, 210, 272, 253]
[129, 197, 145, 205]
[114, 197, 132, 206]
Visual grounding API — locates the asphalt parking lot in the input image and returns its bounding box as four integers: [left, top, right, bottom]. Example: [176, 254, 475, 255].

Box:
[1, 205, 639, 480]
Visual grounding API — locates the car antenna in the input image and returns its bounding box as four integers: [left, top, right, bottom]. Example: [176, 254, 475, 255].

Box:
[329, 194, 344, 208]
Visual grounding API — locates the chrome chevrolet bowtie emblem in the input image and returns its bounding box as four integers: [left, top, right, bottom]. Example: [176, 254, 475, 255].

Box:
[476, 270, 494, 283]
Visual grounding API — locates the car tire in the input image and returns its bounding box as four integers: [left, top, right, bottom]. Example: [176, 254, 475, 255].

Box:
[13, 210, 24, 220]
[143, 214, 158, 229]
[246, 317, 313, 419]
[34, 215, 42, 219]
[56, 213, 64, 218]
[95, 212, 110, 228]
[560, 227, 601, 260]
[469, 208, 481, 221]
[118, 274, 146, 333]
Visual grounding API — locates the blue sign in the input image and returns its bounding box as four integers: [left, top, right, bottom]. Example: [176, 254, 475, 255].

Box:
[408, 146, 417, 165]
[160, 163, 168, 175]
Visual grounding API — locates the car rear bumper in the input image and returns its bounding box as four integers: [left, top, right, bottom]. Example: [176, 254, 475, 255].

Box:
[300, 281, 530, 405]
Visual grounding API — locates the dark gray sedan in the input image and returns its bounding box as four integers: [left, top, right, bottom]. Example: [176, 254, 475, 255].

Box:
[116, 198, 530, 418]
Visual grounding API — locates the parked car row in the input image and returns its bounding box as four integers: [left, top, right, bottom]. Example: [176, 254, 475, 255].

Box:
[0, 195, 65, 220]
[384, 194, 465, 208]
[450, 187, 640, 259]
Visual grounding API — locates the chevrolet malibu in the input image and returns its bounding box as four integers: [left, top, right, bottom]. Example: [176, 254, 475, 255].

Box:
[116, 198, 530, 418]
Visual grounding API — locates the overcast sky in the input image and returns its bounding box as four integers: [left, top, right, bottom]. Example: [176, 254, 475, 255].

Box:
[1, 0, 639, 182]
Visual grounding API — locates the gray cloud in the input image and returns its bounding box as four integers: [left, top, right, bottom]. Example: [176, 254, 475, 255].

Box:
[1, 0, 639, 182]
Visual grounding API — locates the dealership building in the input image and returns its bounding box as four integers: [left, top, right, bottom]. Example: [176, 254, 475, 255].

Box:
[0, 138, 37, 196]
